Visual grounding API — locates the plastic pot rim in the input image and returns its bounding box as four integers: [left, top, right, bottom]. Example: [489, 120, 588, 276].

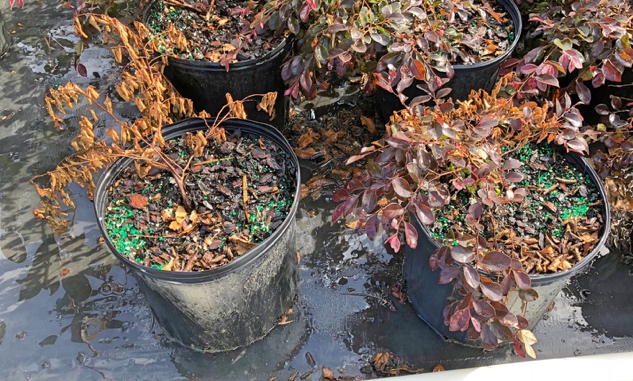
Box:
[412, 151, 610, 285]
[93, 117, 301, 283]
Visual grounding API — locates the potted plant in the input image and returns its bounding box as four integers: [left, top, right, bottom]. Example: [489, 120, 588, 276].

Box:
[332, 74, 610, 357]
[74, 0, 294, 126]
[251, 0, 521, 121]
[587, 94, 633, 252]
[32, 15, 301, 352]
[504, 0, 633, 117]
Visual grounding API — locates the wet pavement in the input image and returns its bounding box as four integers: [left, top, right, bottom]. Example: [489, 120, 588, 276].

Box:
[1, 2, 633, 381]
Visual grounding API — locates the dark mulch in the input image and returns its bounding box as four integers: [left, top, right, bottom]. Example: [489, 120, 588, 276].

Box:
[103, 131, 296, 272]
[430, 0, 515, 65]
[146, 0, 285, 62]
[430, 143, 605, 274]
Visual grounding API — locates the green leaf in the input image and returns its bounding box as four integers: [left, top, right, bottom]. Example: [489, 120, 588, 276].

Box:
[315, 44, 329, 64]
[287, 16, 300, 34]
[370, 30, 390, 46]
[74, 41, 84, 55]
[553, 38, 572, 51]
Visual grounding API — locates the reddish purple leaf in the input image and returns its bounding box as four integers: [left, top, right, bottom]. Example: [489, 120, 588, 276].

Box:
[611, 95, 623, 110]
[500, 274, 514, 295]
[473, 116, 498, 137]
[602, 60, 622, 82]
[403, 221, 418, 248]
[436, 87, 452, 99]
[500, 311, 519, 329]
[470, 316, 482, 333]
[451, 246, 475, 263]
[443, 302, 456, 325]
[479, 251, 512, 272]
[342, 194, 359, 217]
[505, 171, 524, 183]
[480, 279, 503, 302]
[76, 63, 88, 77]
[566, 138, 589, 154]
[480, 324, 498, 350]
[502, 158, 522, 171]
[429, 253, 439, 271]
[463, 266, 480, 289]
[449, 308, 471, 332]
[468, 203, 483, 219]
[438, 267, 460, 284]
[595, 104, 610, 116]
[332, 203, 346, 223]
[519, 63, 538, 75]
[535, 74, 559, 87]
[523, 46, 545, 64]
[592, 72, 605, 88]
[490, 321, 513, 341]
[392, 177, 413, 198]
[576, 82, 591, 104]
[362, 188, 378, 213]
[382, 203, 405, 219]
[513, 270, 531, 290]
[561, 128, 577, 140]
[299, 71, 313, 94]
[414, 203, 435, 225]
[490, 301, 509, 317]
[519, 288, 539, 302]
[514, 338, 527, 358]
[333, 189, 350, 202]
[365, 215, 379, 240]
[517, 315, 529, 329]
[473, 299, 495, 319]
[386, 234, 401, 252]
[299, 2, 311, 22]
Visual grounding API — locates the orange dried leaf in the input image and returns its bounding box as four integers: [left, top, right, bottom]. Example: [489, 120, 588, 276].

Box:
[294, 147, 319, 159]
[60, 268, 70, 276]
[297, 129, 319, 149]
[175, 205, 187, 224]
[360, 115, 376, 133]
[169, 220, 181, 231]
[322, 366, 335, 379]
[128, 194, 148, 209]
[433, 364, 445, 372]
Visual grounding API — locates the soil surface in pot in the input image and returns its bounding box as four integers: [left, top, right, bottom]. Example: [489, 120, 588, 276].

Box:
[430, 143, 605, 274]
[422, 0, 515, 65]
[103, 131, 296, 272]
[146, 0, 285, 62]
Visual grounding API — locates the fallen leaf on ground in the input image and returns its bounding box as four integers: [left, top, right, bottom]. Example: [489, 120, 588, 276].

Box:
[321, 366, 335, 379]
[297, 129, 319, 148]
[294, 147, 319, 159]
[360, 115, 376, 133]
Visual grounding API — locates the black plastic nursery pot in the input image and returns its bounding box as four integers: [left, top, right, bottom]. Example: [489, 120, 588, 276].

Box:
[403, 152, 611, 346]
[93, 118, 301, 352]
[143, 4, 292, 128]
[375, 0, 522, 123]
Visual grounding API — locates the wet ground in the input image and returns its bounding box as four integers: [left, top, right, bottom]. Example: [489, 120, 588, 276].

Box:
[1, 2, 633, 381]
